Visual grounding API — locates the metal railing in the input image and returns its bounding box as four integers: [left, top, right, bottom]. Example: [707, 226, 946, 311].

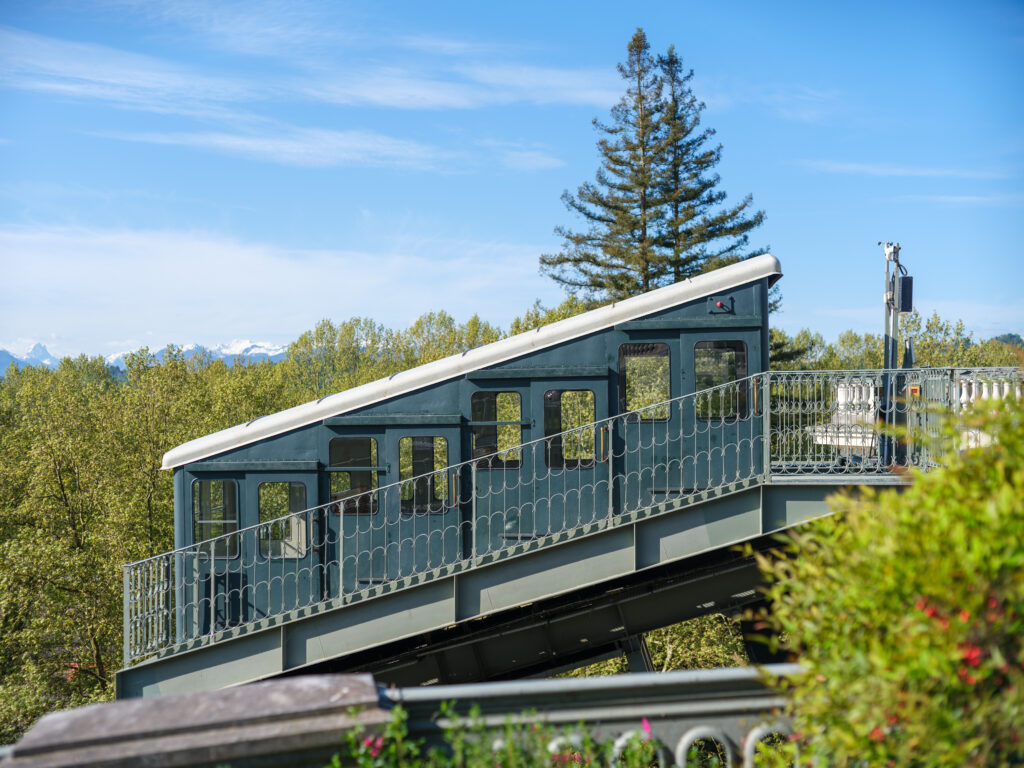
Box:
[123, 367, 1020, 664]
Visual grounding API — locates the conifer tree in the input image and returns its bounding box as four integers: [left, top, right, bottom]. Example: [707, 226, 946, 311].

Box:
[541, 30, 766, 300]
[655, 46, 765, 283]
[540, 29, 664, 300]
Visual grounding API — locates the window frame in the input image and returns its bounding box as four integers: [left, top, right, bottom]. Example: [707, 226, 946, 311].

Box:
[618, 342, 672, 421]
[398, 435, 449, 514]
[469, 390, 524, 469]
[543, 388, 597, 470]
[328, 436, 382, 515]
[693, 339, 749, 420]
[191, 478, 239, 559]
[257, 480, 309, 559]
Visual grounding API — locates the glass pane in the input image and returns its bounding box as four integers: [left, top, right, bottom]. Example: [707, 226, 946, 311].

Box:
[471, 391, 522, 467]
[192, 479, 238, 557]
[620, 343, 670, 420]
[400, 436, 448, 513]
[258, 482, 307, 558]
[694, 341, 748, 419]
[544, 389, 595, 468]
[330, 437, 378, 514]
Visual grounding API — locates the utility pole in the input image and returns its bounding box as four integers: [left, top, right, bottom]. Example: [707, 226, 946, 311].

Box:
[880, 241, 913, 465]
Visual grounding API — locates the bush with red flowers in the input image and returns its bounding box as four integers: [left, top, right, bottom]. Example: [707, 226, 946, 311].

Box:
[758, 396, 1024, 766]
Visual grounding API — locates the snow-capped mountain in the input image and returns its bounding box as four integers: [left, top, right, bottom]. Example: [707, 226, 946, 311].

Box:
[103, 341, 287, 369]
[0, 343, 61, 373]
[1, 340, 287, 376]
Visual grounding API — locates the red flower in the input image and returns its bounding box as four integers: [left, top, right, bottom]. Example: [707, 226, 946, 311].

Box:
[960, 643, 983, 667]
[870, 726, 885, 742]
[959, 609, 970, 623]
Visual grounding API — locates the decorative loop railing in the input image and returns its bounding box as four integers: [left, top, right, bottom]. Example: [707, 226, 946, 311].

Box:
[123, 367, 1020, 664]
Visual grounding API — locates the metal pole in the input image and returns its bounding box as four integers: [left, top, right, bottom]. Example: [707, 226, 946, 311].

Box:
[761, 374, 772, 479]
[123, 565, 131, 666]
[880, 241, 901, 465]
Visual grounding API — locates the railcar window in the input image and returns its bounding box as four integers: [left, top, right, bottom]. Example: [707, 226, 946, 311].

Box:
[192, 479, 238, 557]
[470, 391, 522, 468]
[257, 482, 308, 559]
[694, 340, 748, 419]
[544, 390, 596, 469]
[329, 437, 379, 514]
[399, 436, 448, 513]
[619, 343, 670, 420]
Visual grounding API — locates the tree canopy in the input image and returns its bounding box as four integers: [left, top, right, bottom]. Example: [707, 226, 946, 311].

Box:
[540, 29, 765, 300]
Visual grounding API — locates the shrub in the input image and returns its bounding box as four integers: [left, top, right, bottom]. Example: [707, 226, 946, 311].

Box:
[758, 397, 1024, 766]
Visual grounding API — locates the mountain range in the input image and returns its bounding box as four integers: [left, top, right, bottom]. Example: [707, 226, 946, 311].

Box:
[0, 341, 287, 376]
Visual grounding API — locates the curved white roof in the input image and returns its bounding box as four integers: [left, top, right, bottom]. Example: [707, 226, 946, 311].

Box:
[163, 254, 782, 469]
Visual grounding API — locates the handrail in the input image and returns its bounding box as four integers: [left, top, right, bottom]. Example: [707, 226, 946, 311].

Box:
[123, 367, 1021, 664]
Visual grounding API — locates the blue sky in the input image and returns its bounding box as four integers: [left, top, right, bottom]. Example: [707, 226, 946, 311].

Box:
[1, 0, 1022, 359]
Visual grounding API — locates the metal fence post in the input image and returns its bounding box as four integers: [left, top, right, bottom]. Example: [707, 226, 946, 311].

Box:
[607, 424, 614, 520]
[470, 462, 477, 559]
[123, 565, 131, 666]
[761, 374, 772, 480]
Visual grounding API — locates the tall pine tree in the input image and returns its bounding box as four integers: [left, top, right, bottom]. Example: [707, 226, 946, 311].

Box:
[540, 29, 664, 300]
[541, 30, 766, 300]
[655, 46, 764, 282]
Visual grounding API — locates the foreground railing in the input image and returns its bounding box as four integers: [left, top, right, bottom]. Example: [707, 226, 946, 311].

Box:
[10, 665, 800, 768]
[123, 367, 1020, 665]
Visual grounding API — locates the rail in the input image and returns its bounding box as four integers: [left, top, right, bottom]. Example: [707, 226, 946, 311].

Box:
[123, 367, 1020, 665]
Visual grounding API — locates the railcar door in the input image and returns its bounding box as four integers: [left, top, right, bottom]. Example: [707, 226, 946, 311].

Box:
[529, 377, 610, 540]
[465, 383, 531, 557]
[186, 473, 246, 638]
[327, 430, 388, 593]
[614, 341, 679, 514]
[386, 425, 462, 579]
[244, 472, 320, 621]
[682, 334, 756, 493]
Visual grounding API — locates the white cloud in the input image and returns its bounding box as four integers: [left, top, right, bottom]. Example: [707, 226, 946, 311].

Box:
[107, 0, 344, 60]
[1, 24, 623, 118]
[0, 226, 562, 358]
[697, 76, 840, 122]
[804, 160, 1009, 179]
[302, 70, 494, 110]
[457, 63, 620, 107]
[97, 127, 451, 169]
[479, 140, 565, 171]
[0, 26, 258, 118]
[395, 34, 501, 58]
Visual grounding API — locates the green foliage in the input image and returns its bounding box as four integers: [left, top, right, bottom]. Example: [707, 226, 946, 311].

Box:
[758, 398, 1024, 766]
[330, 701, 667, 768]
[507, 296, 590, 336]
[560, 614, 748, 678]
[335, 705, 433, 768]
[772, 311, 1018, 371]
[540, 29, 764, 301]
